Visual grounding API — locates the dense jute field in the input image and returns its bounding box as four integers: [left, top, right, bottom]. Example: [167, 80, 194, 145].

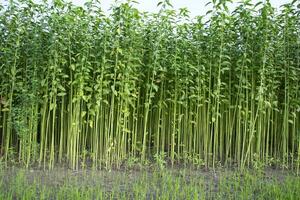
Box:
[0, 0, 300, 199]
[0, 0, 300, 191]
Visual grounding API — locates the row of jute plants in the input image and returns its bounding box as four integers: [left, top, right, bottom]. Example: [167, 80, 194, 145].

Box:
[0, 0, 299, 170]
